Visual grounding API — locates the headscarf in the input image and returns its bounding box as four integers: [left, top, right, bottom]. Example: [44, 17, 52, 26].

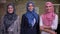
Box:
[42, 2, 55, 26]
[25, 1, 38, 27]
[3, 3, 17, 29]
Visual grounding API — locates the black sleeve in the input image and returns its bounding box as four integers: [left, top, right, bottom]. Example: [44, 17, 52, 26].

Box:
[20, 14, 28, 34]
[21, 15, 25, 28]
[21, 14, 28, 28]
[37, 15, 40, 34]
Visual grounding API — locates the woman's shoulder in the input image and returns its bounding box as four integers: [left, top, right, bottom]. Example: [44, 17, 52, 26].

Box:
[55, 14, 58, 18]
[22, 14, 28, 18]
[40, 14, 44, 17]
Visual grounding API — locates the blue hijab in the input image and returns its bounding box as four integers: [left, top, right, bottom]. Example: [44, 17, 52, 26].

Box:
[25, 1, 38, 27]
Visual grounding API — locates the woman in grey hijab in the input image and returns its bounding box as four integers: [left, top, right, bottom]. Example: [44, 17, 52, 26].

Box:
[1, 3, 20, 34]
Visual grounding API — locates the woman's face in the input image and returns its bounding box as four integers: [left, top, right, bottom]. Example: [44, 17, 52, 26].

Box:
[45, 2, 54, 13]
[8, 5, 14, 13]
[28, 3, 34, 11]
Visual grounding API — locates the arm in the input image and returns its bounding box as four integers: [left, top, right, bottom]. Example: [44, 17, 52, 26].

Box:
[42, 25, 52, 30]
[20, 14, 28, 34]
[40, 16, 56, 34]
[17, 16, 20, 34]
[20, 15, 26, 29]
[39, 16, 44, 31]
[51, 15, 58, 30]
[40, 15, 58, 30]
[42, 28, 56, 34]
[39, 16, 51, 29]
[39, 16, 50, 30]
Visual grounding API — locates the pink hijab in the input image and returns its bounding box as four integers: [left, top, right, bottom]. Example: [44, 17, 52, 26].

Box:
[42, 2, 56, 26]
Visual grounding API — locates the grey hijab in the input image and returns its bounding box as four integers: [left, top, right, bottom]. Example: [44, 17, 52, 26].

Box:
[3, 3, 17, 30]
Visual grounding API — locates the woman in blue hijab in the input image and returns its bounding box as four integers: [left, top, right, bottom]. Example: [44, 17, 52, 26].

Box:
[20, 1, 39, 34]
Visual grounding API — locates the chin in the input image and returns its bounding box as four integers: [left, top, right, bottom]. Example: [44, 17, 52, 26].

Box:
[9, 12, 13, 13]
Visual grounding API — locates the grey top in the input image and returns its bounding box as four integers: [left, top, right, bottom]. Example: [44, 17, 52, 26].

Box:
[1, 16, 20, 34]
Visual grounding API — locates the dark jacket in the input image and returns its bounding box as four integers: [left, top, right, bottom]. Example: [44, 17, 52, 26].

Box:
[20, 14, 40, 34]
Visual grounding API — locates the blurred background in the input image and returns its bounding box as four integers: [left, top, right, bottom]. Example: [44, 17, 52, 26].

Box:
[0, 0, 60, 33]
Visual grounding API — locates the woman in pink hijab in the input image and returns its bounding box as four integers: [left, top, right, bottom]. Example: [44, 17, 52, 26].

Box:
[40, 2, 58, 34]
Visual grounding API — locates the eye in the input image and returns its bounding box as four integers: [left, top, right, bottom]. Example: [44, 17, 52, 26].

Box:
[45, 6, 52, 8]
[49, 6, 51, 7]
